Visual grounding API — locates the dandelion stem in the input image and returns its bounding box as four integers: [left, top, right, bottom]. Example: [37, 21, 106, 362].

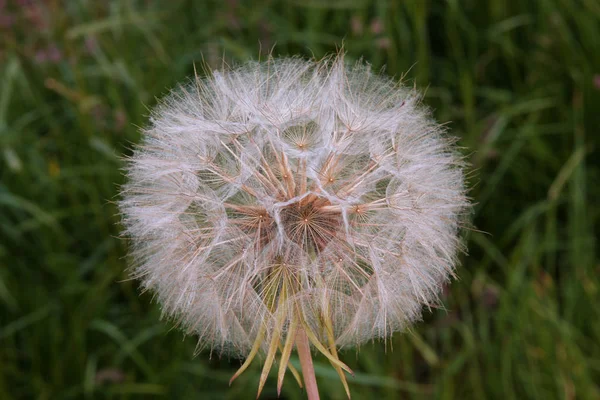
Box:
[296, 328, 320, 400]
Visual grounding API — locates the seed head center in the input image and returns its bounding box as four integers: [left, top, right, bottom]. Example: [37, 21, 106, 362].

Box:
[280, 197, 342, 253]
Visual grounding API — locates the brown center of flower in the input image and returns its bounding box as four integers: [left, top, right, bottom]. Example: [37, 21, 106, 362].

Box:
[226, 195, 342, 255]
[280, 197, 341, 254]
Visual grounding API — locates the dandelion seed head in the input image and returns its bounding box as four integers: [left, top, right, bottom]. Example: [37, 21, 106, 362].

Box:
[119, 55, 469, 365]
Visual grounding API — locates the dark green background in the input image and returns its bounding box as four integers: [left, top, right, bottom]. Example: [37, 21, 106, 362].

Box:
[1, 0, 598, 399]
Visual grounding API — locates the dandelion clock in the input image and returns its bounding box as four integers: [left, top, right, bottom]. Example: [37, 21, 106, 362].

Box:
[119, 55, 469, 399]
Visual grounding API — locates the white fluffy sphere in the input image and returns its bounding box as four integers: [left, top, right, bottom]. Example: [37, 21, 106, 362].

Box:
[119, 56, 469, 362]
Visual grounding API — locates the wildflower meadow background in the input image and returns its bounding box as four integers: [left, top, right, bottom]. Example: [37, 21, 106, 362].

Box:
[1, 1, 599, 399]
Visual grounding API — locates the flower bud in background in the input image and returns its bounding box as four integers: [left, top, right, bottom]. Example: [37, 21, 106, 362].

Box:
[119, 55, 470, 398]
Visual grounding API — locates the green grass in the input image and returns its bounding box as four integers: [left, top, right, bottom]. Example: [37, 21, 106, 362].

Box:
[1, 0, 599, 399]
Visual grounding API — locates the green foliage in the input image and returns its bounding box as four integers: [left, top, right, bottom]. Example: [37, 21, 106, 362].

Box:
[1, 0, 598, 398]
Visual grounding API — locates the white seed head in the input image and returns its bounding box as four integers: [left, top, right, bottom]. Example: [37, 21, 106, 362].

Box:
[119, 55, 469, 384]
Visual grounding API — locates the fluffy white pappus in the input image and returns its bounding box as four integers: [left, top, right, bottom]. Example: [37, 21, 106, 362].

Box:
[119, 55, 470, 360]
